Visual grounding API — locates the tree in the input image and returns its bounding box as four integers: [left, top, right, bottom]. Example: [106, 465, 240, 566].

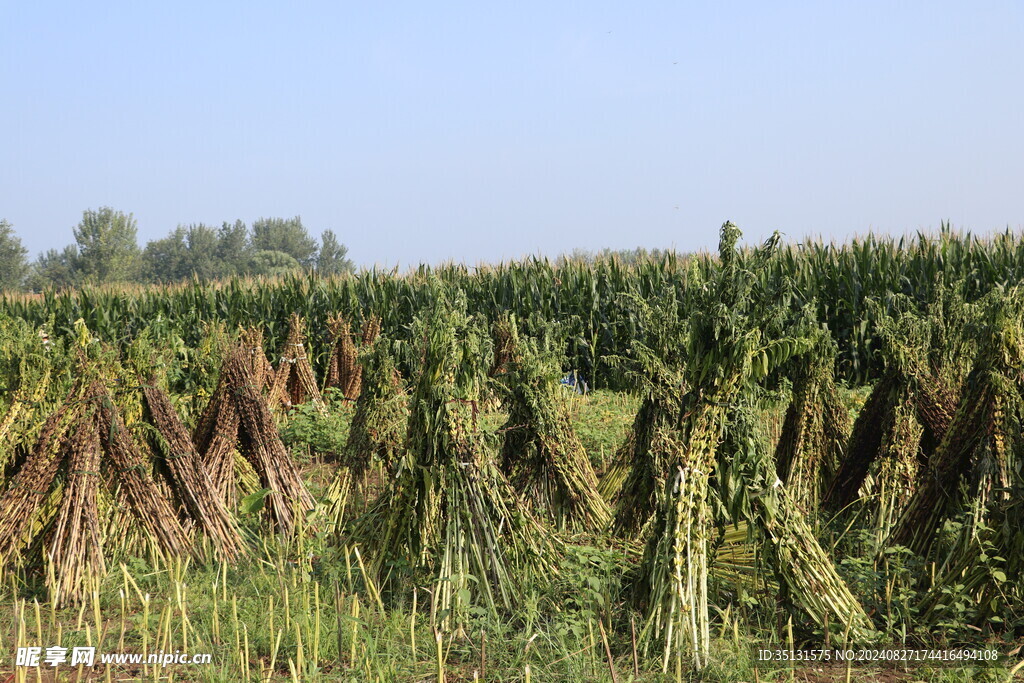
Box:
[316, 229, 354, 276]
[215, 220, 253, 276]
[26, 245, 79, 291]
[0, 220, 29, 290]
[73, 207, 141, 283]
[141, 229, 189, 283]
[249, 250, 301, 277]
[180, 224, 219, 279]
[251, 216, 317, 267]
[142, 224, 222, 283]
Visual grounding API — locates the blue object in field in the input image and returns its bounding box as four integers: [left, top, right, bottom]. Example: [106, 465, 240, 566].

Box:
[561, 371, 589, 394]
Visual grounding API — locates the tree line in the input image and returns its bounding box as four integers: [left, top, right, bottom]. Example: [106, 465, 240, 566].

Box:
[0, 208, 354, 291]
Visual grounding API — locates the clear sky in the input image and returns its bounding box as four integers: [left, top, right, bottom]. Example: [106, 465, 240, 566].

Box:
[2, 2, 1022, 268]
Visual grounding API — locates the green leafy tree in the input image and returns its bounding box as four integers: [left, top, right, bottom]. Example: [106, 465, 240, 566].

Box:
[142, 224, 222, 282]
[0, 220, 29, 290]
[26, 245, 79, 290]
[215, 220, 253, 276]
[141, 229, 188, 282]
[72, 207, 141, 283]
[180, 224, 219, 278]
[316, 229, 354, 276]
[251, 216, 317, 267]
[249, 249, 301, 277]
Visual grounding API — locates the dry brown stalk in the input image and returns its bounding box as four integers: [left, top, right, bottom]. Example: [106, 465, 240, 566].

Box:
[361, 314, 381, 346]
[822, 372, 898, 512]
[0, 379, 195, 605]
[47, 407, 104, 607]
[141, 381, 245, 560]
[196, 345, 316, 535]
[92, 385, 193, 558]
[195, 388, 242, 505]
[0, 404, 78, 558]
[326, 313, 381, 400]
[239, 326, 275, 392]
[271, 314, 325, 411]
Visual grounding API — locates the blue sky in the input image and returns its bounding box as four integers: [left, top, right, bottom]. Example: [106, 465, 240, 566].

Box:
[2, 2, 1022, 268]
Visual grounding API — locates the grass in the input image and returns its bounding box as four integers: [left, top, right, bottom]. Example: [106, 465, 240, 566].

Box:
[565, 389, 640, 474]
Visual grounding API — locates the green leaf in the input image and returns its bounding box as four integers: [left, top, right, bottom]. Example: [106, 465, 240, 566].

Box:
[239, 488, 272, 514]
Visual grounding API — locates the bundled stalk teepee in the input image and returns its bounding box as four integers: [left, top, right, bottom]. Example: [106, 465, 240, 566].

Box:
[634, 224, 874, 672]
[0, 406, 76, 562]
[890, 341, 1020, 555]
[270, 314, 325, 412]
[324, 332, 406, 530]
[714, 402, 878, 645]
[638, 400, 730, 671]
[240, 326, 276, 392]
[861, 385, 924, 544]
[92, 388, 193, 555]
[634, 225, 776, 670]
[350, 294, 555, 630]
[823, 372, 900, 511]
[889, 294, 1024, 629]
[194, 342, 315, 536]
[326, 314, 381, 400]
[0, 359, 51, 460]
[141, 380, 245, 560]
[341, 335, 406, 478]
[491, 316, 611, 531]
[194, 369, 243, 505]
[915, 459, 1024, 629]
[822, 375, 951, 521]
[824, 294, 972, 515]
[602, 395, 684, 537]
[0, 322, 58, 480]
[47, 406, 105, 606]
[773, 334, 850, 513]
[0, 380, 192, 606]
[599, 296, 688, 537]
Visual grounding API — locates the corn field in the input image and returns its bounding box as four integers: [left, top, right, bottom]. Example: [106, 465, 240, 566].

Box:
[6, 224, 1024, 389]
[0, 224, 1023, 680]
